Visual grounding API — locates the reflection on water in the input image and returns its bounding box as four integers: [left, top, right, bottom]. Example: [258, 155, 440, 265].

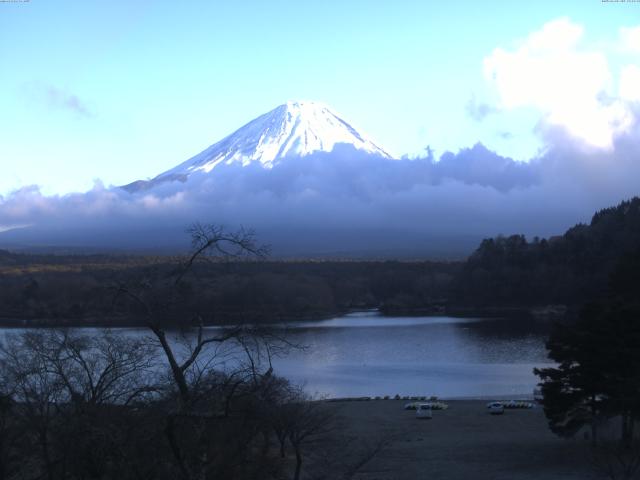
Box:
[273, 311, 480, 329]
[268, 312, 552, 398]
[0, 312, 552, 399]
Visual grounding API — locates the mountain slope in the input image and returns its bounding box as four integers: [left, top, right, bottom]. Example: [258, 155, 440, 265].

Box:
[123, 101, 391, 192]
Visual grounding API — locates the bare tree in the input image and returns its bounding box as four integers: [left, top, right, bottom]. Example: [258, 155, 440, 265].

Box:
[1, 332, 68, 480]
[18, 329, 158, 408]
[0, 329, 160, 480]
[114, 224, 270, 409]
[0, 228, 376, 480]
[110, 225, 311, 480]
[0, 224, 318, 480]
[279, 390, 336, 480]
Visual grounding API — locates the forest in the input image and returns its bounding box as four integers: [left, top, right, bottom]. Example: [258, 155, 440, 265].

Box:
[1, 196, 640, 327]
[455, 196, 640, 308]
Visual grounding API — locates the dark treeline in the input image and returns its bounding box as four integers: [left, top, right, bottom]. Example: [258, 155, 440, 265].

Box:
[453, 197, 640, 309]
[2, 196, 640, 326]
[0, 255, 458, 326]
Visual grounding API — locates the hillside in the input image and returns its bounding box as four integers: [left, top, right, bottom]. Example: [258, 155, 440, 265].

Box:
[454, 197, 640, 308]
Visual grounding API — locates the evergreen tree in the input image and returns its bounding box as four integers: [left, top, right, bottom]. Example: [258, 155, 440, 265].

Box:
[535, 250, 640, 446]
[534, 303, 611, 442]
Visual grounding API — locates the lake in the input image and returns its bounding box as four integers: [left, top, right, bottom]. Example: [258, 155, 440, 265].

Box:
[267, 312, 552, 398]
[0, 311, 553, 399]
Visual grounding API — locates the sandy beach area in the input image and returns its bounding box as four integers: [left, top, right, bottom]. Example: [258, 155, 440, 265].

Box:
[325, 399, 597, 480]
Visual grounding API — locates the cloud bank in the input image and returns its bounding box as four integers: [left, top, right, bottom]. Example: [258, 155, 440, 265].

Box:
[1, 123, 638, 257]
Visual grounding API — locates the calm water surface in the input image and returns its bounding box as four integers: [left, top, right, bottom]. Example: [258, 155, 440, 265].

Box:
[1, 312, 552, 399]
[267, 312, 551, 398]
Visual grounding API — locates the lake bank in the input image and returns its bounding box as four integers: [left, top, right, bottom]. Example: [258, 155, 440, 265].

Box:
[0, 303, 568, 329]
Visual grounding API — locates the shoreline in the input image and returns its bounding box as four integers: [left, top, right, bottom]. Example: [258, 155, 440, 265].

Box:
[324, 393, 537, 402]
[0, 304, 567, 329]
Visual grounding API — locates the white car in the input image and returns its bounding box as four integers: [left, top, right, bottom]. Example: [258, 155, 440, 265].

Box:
[487, 402, 505, 415]
[416, 403, 433, 419]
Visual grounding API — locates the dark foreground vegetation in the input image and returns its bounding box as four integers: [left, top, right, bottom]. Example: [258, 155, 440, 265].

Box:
[0, 326, 382, 480]
[533, 245, 640, 480]
[0, 227, 386, 480]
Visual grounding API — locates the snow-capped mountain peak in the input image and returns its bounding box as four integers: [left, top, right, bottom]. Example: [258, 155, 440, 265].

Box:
[155, 101, 391, 179]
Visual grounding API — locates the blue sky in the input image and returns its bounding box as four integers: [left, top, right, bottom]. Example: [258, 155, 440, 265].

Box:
[0, 0, 638, 195]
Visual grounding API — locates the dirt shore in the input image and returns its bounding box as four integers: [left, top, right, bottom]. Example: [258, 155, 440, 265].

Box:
[326, 399, 597, 480]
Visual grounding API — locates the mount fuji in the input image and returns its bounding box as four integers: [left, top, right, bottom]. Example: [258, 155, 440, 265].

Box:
[123, 101, 392, 192]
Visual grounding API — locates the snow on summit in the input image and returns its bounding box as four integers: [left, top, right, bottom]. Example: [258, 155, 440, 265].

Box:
[156, 101, 391, 177]
[120, 101, 393, 192]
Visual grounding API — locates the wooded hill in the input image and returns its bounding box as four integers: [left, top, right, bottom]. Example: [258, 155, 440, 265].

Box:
[453, 197, 640, 308]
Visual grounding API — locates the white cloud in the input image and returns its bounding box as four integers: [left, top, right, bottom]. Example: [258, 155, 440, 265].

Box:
[620, 25, 640, 52]
[620, 64, 640, 102]
[484, 18, 634, 150]
[526, 17, 584, 51]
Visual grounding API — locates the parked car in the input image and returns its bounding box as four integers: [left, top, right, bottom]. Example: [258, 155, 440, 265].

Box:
[487, 402, 505, 415]
[504, 400, 534, 409]
[405, 401, 448, 410]
[416, 403, 433, 419]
